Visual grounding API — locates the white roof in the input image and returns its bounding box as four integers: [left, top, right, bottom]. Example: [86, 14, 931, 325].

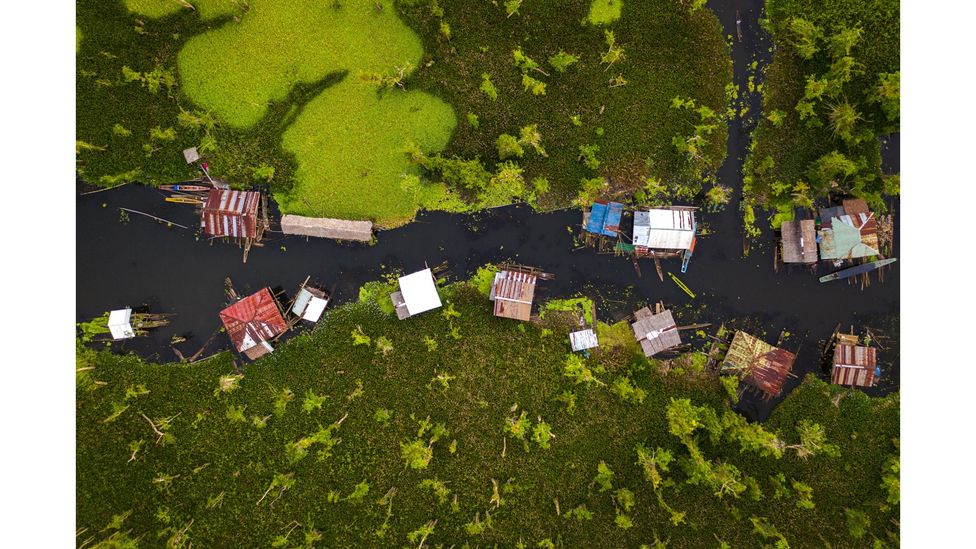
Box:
[633, 209, 695, 250]
[302, 296, 328, 322]
[398, 268, 442, 316]
[570, 329, 599, 351]
[107, 308, 134, 340]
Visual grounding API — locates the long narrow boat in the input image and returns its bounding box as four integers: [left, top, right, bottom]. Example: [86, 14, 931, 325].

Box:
[819, 258, 897, 283]
[159, 184, 211, 192]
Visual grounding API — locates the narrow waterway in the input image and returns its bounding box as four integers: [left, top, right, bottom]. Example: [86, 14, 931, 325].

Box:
[75, 0, 898, 421]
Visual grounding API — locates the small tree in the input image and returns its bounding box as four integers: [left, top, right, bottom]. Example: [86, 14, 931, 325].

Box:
[496, 133, 524, 160]
[785, 17, 823, 59]
[548, 50, 579, 72]
[601, 30, 625, 69]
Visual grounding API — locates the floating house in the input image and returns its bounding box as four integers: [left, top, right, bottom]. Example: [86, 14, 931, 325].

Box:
[570, 329, 599, 353]
[281, 214, 373, 242]
[219, 287, 288, 360]
[633, 209, 696, 251]
[780, 219, 817, 264]
[490, 264, 552, 321]
[631, 307, 681, 357]
[583, 201, 624, 237]
[632, 208, 698, 272]
[818, 199, 880, 261]
[291, 283, 330, 323]
[722, 330, 796, 399]
[391, 268, 442, 320]
[201, 189, 268, 262]
[107, 308, 136, 340]
[832, 333, 880, 387]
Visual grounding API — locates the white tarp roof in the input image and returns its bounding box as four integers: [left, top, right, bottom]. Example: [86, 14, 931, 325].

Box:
[107, 308, 135, 340]
[302, 296, 328, 322]
[633, 209, 695, 250]
[570, 329, 599, 351]
[398, 268, 442, 316]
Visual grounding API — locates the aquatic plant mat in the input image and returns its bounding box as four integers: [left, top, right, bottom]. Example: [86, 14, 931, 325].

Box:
[76, 0, 730, 226]
[78, 283, 899, 546]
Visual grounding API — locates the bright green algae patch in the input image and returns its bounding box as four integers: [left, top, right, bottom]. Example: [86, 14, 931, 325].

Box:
[277, 79, 456, 224]
[587, 0, 623, 25]
[176, 0, 456, 224]
[177, 0, 429, 128]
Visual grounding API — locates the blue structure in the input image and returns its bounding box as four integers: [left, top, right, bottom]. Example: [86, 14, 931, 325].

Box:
[584, 201, 623, 237]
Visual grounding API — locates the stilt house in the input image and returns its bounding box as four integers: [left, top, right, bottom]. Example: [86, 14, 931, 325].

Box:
[490, 265, 551, 322]
[391, 268, 442, 320]
[583, 201, 624, 237]
[219, 287, 288, 360]
[200, 189, 268, 262]
[722, 330, 796, 399]
[832, 333, 880, 387]
[781, 219, 818, 264]
[107, 308, 136, 340]
[818, 199, 880, 260]
[631, 307, 681, 357]
[570, 329, 599, 352]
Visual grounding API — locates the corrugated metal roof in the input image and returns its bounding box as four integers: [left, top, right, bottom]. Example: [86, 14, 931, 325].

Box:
[819, 213, 880, 260]
[491, 270, 537, 321]
[584, 201, 624, 237]
[570, 329, 599, 351]
[201, 189, 260, 238]
[722, 331, 795, 398]
[219, 288, 287, 356]
[832, 340, 879, 387]
[632, 209, 695, 250]
[781, 220, 817, 263]
[631, 310, 681, 356]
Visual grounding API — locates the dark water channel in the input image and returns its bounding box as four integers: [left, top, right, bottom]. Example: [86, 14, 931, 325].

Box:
[75, 0, 899, 421]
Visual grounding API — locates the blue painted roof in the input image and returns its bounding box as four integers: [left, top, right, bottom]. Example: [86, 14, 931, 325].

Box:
[585, 202, 623, 237]
[585, 203, 608, 235]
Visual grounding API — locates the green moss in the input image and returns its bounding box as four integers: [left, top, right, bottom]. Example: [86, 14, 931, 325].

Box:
[587, 0, 623, 26]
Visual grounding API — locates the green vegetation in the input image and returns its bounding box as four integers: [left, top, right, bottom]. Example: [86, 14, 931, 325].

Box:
[123, 0, 242, 20]
[78, 0, 729, 226]
[587, 0, 623, 26]
[743, 0, 900, 230]
[78, 275, 899, 547]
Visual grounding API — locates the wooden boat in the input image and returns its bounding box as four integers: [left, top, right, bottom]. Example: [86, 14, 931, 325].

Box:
[159, 184, 211, 192]
[165, 196, 204, 205]
[819, 258, 897, 283]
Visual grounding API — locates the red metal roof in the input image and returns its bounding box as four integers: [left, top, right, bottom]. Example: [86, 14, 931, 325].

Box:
[201, 189, 260, 238]
[219, 288, 287, 355]
[832, 344, 878, 387]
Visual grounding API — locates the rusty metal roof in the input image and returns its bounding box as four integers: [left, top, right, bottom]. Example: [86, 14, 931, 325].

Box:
[781, 220, 817, 263]
[219, 288, 287, 357]
[490, 270, 537, 321]
[201, 189, 260, 238]
[722, 331, 795, 398]
[832, 343, 879, 387]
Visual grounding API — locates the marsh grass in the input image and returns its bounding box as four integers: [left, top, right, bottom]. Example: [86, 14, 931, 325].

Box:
[78, 278, 898, 546]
